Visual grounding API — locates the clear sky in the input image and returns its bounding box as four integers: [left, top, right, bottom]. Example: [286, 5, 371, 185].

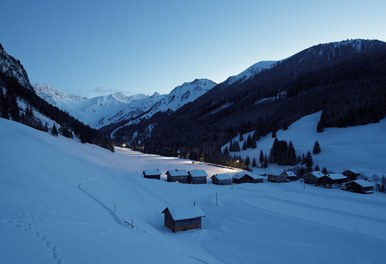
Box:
[1, 0, 386, 97]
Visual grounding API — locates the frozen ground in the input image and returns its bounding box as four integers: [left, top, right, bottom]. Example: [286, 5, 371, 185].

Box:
[1, 118, 386, 264]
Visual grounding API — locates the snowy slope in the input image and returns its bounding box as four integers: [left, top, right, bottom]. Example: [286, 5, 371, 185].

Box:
[1, 118, 386, 264]
[226, 112, 386, 176]
[224, 60, 276, 85]
[34, 84, 165, 128]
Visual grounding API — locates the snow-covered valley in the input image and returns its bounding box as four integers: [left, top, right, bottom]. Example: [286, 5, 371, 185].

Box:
[1, 118, 386, 264]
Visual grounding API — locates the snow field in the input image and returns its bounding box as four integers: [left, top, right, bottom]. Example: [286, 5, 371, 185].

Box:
[1, 118, 386, 264]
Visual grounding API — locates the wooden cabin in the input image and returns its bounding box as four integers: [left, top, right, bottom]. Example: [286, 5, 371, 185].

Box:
[268, 173, 287, 183]
[162, 205, 205, 232]
[188, 170, 208, 184]
[318, 173, 347, 188]
[166, 169, 189, 183]
[280, 171, 297, 181]
[211, 174, 232, 185]
[303, 171, 325, 184]
[142, 169, 161, 180]
[342, 169, 361, 181]
[345, 180, 374, 194]
[232, 172, 264, 184]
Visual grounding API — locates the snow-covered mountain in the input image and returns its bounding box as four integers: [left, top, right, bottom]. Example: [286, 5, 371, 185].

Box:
[0, 43, 31, 88]
[34, 79, 216, 130]
[34, 84, 166, 128]
[135, 78, 217, 122]
[224, 60, 276, 85]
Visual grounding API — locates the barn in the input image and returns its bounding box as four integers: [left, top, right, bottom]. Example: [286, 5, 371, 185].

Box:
[166, 169, 189, 183]
[345, 180, 374, 194]
[162, 205, 205, 232]
[303, 171, 325, 184]
[142, 169, 161, 180]
[318, 173, 347, 188]
[268, 173, 287, 183]
[188, 170, 208, 184]
[342, 169, 361, 181]
[280, 171, 297, 181]
[211, 174, 232, 185]
[232, 172, 264, 184]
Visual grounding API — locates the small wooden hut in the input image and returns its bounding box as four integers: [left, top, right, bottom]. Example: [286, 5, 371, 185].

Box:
[188, 170, 208, 184]
[318, 173, 347, 188]
[303, 171, 325, 184]
[211, 174, 232, 185]
[142, 169, 161, 180]
[166, 169, 189, 183]
[345, 180, 374, 194]
[232, 172, 264, 184]
[342, 169, 361, 181]
[280, 171, 297, 181]
[268, 173, 287, 183]
[162, 205, 205, 232]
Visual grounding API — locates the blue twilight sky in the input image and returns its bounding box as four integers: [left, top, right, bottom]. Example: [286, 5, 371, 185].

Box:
[1, 0, 386, 97]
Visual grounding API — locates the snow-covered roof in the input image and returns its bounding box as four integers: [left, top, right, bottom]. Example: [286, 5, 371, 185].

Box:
[167, 169, 188, 177]
[212, 173, 232, 181]
[143, 169, 161, 176]
[327, 173, 347, 180]
[233, 172, 264, 180]
[283, 171, 296, 177]
[163, 205, 205, 221]
[344, 169, 361, 174]
[310, 171, 325, 178]
[188, 170, 208, 178]
[352, 180, 373, 188]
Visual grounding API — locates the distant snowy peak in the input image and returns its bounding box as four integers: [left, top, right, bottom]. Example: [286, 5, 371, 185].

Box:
[33, 84, 166, 128]
[34, 84, 87, 108]
[150, 78, 217, 112]
[225, 61, 277, 85]
[0, 43, 31, 88]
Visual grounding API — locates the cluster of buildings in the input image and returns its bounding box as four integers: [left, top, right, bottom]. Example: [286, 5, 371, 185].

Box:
[268, 169, 374, 194]
[143, 169, 264, 185]
[144, 168, 374, 233]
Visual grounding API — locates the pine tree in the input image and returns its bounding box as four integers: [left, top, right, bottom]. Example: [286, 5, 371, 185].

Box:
[245, 156, 250, 166]
[263, 155, 269, 168]
[317, 121, 324, 133]
[313, 141, 321, 154]
[242, 140, 247, 151]
[252, 157, 257, 167]
[287, 141, 297, 165]
[51, 124, 58, 136]
[239, 133, 244, 141]
[314, 165, 320, 171]
[259, 150, 264, 166]
[322, 167, 328, 174]
[305, 151, 313, 172]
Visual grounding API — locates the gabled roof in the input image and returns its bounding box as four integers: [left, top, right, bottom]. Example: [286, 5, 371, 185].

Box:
[143, 169, 161, 176]
[343, 169, 361, 175]
[283, 171, 296, 177]
[233, 171, 264, 180]
[167, 169, 189, 177]
[188, 170, 208, 177]
[326, 173, 347, 180]
[212, 173, 232, 180]
[309, 171, 325, 178]
[352, 180, 373, 188]
[162, 205, 205, 221]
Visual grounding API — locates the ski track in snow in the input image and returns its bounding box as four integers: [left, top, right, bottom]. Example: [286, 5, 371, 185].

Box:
[0, 213, 63, 264]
